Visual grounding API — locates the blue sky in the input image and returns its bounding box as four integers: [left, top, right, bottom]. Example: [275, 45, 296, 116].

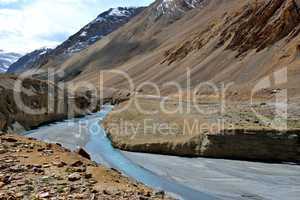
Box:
[0, 0, 154, 54]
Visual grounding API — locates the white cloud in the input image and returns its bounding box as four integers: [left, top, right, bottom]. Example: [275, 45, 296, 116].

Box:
[0, 0, 153, 54]
[0, 0, 19, 3]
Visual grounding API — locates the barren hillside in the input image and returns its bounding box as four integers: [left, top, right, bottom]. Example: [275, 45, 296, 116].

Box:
[31, 0, 299, 101]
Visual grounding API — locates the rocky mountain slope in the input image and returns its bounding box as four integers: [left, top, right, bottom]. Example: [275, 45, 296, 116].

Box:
[30, 0, 299, 100]
[0, 50, 21, 73]
[7, 7, 144, 74]
[35, 0, 300, 161]
[7, 48, 51, 74]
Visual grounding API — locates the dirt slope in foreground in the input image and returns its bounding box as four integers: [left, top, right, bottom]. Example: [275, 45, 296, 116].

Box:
[0, 134, 171, 200]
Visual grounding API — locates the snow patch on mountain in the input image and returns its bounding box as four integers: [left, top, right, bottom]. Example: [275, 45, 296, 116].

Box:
[157, 0, 205, 15]
[109, 7, 133, 17]
[58, 7, 144, 55]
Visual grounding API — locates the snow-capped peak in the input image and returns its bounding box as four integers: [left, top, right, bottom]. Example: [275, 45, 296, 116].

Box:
[64, 7, 144, 54]
[157, 0, 205, 14]
[108, 7, 132, 17]
[92, 7, 139, 26]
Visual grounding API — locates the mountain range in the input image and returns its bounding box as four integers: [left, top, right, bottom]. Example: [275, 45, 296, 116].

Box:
[0, 50, 21, 73]
[7, 0, 300, 99]
[7, 7, 144, 74]
[54, 0, 300, 99]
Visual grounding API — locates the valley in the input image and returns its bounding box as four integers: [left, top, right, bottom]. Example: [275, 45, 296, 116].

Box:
[1, 0, 300, 199]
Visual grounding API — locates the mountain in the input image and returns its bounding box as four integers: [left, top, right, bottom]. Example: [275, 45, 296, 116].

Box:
[0, 50, 21, 73]
[54, 7, 145, 55]
[7, 7, 145, 74]
[36, 0, 299, 100]
[7, 48, 51, 74]
[35, 0, 208, 80]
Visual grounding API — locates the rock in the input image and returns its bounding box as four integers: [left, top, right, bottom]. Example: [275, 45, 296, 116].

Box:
[71, 160, 83, 167]
[75, 166, 86, 173]
[16, 180, 26, 186]
[73, 193, 85, 199]
[46, 143, 52, 149]
[37, 148, 45, 152]
[52, 161, 67, 168]
[0, 149, 7, 154]
[68, 173, 81, 182]
[3, 138, 17, 143]
[29, 143, 34, 149]
[103, 189, 111, 195]
[15, 192, 24, 198]
[23, 185, 34, 192]
[76, 148, 91, 160]
[38, 192, 50, 198]
[85, 173, 92, 179]
[43, 149, 53, 154]
[88, 179, 97, 184]
[3, 176, 11, 185]
[67, 165, 86, 173]
[33, 167, 44, 174]
[155, 190, 165, 198]
[56, 143, 62, 147]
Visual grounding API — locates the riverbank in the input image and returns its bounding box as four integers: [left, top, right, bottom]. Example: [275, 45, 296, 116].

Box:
[25, 107, 217, 200]
[19, 105, 300, 200]
[0, 134, 172, 199]
[103, 97, 300, 163]
[0, 75, 131, 133]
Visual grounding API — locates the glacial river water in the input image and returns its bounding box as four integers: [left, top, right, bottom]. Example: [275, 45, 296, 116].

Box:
[24, 105, 300, 200]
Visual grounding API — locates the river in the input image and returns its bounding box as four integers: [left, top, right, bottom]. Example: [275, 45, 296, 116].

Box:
[23, 105, 300, 200]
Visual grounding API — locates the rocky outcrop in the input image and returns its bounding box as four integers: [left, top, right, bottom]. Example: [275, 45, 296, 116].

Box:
[0, 135, 171, 199]
[0, 75, 93, 133]
[162, 25, 215, 64]
[0, 74, 132, 133]
[162, 0, 300, 64]
[220, 0, 300, 55]
[0, 75, 62, 132]
[108, 129, 300, 163]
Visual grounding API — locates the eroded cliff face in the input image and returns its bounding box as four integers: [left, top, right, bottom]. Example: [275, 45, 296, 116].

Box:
[0, 74, 133, 133]
[0, 75, 94, 133]
[163, 0, 300, 64]
[0, 76, 64, 132]
[103, 97, 300, 163]
[108, 129, 300, 163]
[221, 0, 300, 55]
